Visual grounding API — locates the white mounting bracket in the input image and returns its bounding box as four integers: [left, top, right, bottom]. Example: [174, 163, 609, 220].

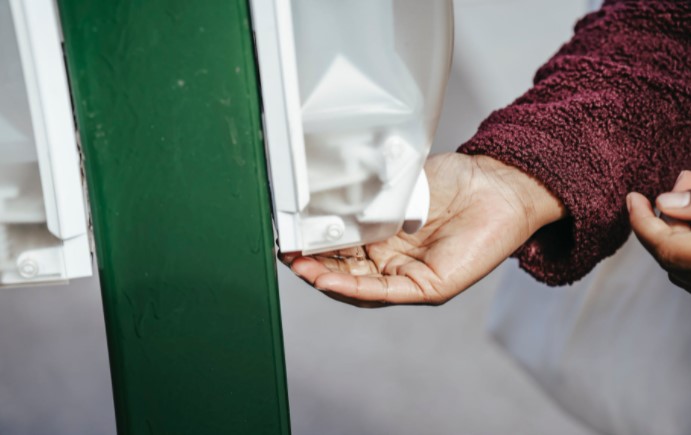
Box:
[0, 0, 92, 288]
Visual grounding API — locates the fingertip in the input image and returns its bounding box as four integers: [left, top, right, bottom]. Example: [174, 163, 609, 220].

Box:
[627, 192, 653, 219]
[628, 191, 646, 201]
[278, 251, 300, 266]
[290, 257, 322, 281]
[627, 193, 658, 236]
[291, 256, 314, 268]
[626, 192, 635, 213]
[673, 171, 691, 191]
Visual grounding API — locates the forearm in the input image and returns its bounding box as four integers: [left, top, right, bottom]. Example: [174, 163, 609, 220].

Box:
[459, 0, 691, 285]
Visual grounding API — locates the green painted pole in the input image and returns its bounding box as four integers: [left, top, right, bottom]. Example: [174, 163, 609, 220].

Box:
[57, 1, 291, 434]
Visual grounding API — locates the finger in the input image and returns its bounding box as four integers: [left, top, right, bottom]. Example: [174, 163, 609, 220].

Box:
[278, 251, 301, 266]
[314, 272, 435, 305]
[312, 254, 378, 276]
[659, 171, 691, 222]
[291, 257, 437, 304]
[291, 256, 336, 282]
[656, 190, 691, 221]
[289, 257, 390, 308]
[629, 192, 691, 271]
[628, 192, 672, 255]
[333, 246, 367, 258]
[672, 170, 691, 192]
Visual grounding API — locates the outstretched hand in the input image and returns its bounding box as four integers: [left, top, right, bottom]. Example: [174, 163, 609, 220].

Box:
[281, 153, 565, 307]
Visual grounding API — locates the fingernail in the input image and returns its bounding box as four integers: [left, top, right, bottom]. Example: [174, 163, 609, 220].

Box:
[626, 194, 633, 212]
[658, 191, 691, 209]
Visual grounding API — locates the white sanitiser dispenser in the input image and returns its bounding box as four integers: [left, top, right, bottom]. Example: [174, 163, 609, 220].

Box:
[251, 0, 454, 254]
[0, 0, 92, 288]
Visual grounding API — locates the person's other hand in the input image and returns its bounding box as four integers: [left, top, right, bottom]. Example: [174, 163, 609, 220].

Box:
[281, 153, 565, 307]
[628, 171, 691, 292]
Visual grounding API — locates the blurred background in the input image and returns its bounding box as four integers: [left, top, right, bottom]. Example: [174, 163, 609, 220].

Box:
[0, 1, 600, 434]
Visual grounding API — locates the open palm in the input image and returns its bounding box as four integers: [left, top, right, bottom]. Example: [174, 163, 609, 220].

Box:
[282, 153, 565, 307]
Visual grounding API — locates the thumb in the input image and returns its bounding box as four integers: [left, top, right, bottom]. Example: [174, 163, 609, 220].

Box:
[628, 192, 672, 255]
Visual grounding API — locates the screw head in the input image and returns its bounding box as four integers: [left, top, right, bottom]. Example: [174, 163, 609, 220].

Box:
[18, 259, 39, 279]
[325, 224, 344, 242]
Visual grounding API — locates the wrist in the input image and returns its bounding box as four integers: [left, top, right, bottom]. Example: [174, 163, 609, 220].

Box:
[473, 155, 566, 233]
[523, 171, 567, 230]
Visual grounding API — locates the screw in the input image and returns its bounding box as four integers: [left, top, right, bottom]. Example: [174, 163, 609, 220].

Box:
[18, 259, 39, 279]
[325, 224, 344, 242]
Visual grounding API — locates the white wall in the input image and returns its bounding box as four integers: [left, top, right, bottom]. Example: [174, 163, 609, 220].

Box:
[0, 273, 115, 435]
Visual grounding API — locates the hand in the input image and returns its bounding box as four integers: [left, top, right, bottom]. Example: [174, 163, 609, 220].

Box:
[628, 171, 691, 292]
[281, 153, 566, 307]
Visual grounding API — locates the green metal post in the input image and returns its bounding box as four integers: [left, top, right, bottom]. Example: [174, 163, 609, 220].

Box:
[57, 1, 290, 434]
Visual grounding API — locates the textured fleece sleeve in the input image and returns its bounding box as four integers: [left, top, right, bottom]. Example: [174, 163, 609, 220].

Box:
[459, 0, 691, 286]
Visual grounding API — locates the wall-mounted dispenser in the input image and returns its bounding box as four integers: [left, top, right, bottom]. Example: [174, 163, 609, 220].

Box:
[251, 0, 454, 254]
[0, 0, 91, 287]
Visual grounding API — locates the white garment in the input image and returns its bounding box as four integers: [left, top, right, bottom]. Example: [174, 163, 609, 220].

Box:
[489, 237, 691, 435]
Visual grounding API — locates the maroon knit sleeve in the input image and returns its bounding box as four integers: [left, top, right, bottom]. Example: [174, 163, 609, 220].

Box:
[459, 0, 691, 286]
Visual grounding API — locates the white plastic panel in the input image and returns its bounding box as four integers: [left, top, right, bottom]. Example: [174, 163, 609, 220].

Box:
[252, 0, 454, 254]
[0, 0, 91, 287]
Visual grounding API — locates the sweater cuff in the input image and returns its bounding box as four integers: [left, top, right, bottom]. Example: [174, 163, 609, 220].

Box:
[459, 123, 630, 286]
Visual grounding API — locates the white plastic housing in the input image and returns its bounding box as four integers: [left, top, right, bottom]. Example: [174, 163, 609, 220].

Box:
[0, 0, 92, 287]
[251, 0, 454, 254]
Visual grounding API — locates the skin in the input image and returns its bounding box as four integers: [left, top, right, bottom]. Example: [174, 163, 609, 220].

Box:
[281, 153, 566, 307]
[628, 171, 691, 292]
